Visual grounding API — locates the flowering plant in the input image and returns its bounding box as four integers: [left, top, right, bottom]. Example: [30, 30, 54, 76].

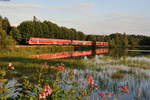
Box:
[0, 62, 130, 100]
[0, 63, 15, 99]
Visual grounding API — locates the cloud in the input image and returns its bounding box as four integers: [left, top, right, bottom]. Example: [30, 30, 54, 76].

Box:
[55, 12, 150, 36]
[0, 3, 44, 19]
[101, 12, 150, 35]
[0, 3, 150, 36]
[57, 2, 95, 14]
[0, 2, 95, 24]
[0, 2, 94, 14]
[0, 4, 44, 10]
[0, 2, 95, 27]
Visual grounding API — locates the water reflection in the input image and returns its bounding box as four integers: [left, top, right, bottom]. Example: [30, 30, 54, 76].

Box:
[109, 48, 150, 58]
[32, 48, 108, 59]
[4, 48, 150, 100]
[73, 63, 150, 100]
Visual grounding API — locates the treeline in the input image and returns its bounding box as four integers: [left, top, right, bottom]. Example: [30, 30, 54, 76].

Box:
[18, 16, 87, 43]
[103, 33, 150, 47]
[0, 15, 150, 48]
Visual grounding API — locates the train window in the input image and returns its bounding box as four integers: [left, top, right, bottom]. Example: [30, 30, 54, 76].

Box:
[32, 40, 38, 42]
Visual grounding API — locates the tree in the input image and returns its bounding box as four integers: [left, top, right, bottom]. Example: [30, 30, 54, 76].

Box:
[0, 16, 2, 29]
[109, 39, 116, 48]
[96, 36, 102, 41]
[86, 35, 96, 41]
[33, 16, 38, 22]
[123, 33, 128, 47]
[33, 21, 43, 37]
[18, 21, 35, 40]
[43, 21, 54, 38]
[40, 23, 49, 38]
[0, 29, 15, 49]
[77, 31, 86, 40]
[9, 27, 21, 43]
[70, 28, 76, 40]
[2, 17, 11, 34]
[51, 23, 60, 38]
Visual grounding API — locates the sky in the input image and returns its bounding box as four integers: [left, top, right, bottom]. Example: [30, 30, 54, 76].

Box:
[0, 0, 150, 36]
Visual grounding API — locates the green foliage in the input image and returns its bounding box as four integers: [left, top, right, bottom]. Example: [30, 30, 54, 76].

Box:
[33, 20, 43, 37]
[0, 64, 14, 99]
[0, 16, 2, 29]
[14, 79, 37, 99]
[77, 31, 86, 40]
[109, 39, 116, 48]
[123, 33, 128, 47]
[9, 27, 22, 43]
[86, 35, 96, 41]
[18, 21, 35, 40]
[109, 33, 129, 48]
[2, 17, 11, 34]
[17, 17, 88, 43]
[0, 29, 15, 50]
[0, 62, 130, 100]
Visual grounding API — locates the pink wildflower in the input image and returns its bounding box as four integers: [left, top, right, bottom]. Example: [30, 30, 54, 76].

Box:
[87, 75, 94, 85]
[45, 65, 48, 69]
[39, 85, 52, 99]
[119, 85, 129, 94]
[44, 62, 49, 69]
[8, 62, 12, 67]
[11, 66, 15, 70]
[58, 65, 66, 73]
[39, 93, 46, 99]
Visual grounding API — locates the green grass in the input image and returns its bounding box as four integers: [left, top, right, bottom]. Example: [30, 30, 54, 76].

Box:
[0, 46, 87, 77]
[0, 45, 74, 57]
[0, 48, 87, 82]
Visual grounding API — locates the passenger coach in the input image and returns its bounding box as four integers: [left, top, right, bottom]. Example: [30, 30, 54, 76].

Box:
[26, 37, 108, 46]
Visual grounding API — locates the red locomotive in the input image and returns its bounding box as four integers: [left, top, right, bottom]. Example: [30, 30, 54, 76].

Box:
[27, 37, 108, 46]
[27, 37, 71, 45]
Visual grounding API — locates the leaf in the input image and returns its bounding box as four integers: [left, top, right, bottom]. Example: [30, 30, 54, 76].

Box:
[0, 70, 6, 77]
[29, 96, 35, 100]
[0, 79, 8, 82]
[1, 93, 10, 99]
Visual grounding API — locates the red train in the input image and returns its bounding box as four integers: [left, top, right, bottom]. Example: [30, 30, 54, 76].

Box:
[27, 37, 108, 46]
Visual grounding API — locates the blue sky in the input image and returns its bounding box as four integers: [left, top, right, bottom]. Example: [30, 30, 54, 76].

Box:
[0, 0, 150, 36]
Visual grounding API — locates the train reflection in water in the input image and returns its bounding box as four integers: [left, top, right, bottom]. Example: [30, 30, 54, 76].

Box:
[32, 48, 108, 59]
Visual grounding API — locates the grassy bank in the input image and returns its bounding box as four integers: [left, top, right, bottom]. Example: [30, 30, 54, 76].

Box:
[0, 45, 74, 57]
[0, 45, 87, 77]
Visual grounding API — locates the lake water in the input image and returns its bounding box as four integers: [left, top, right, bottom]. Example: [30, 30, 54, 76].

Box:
[1, 47, 150, 100]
